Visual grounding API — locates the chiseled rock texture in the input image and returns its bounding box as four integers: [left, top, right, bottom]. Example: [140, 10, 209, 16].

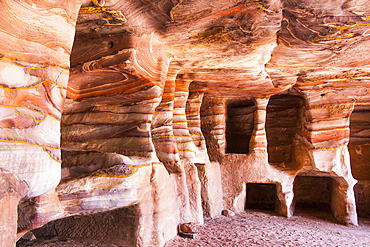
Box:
[0, 0, 369, 246]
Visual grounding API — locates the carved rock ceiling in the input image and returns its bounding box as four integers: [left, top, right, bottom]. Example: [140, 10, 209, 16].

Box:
[1, 0, 370, 246]
[74, 0, 370, 100]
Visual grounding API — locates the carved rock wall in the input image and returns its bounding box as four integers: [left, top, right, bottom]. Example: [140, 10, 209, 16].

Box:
[0, 1, 84, 246]
[0, 0, 369, 246]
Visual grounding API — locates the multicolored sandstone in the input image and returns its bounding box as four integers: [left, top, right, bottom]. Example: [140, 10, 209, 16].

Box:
[0, 0, 370, 246]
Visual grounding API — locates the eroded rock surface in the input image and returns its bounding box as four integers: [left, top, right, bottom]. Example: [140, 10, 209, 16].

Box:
[0, 0, 369, 246]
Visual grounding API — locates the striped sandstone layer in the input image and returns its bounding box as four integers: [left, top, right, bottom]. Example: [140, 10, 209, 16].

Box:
[0, 0, 369, 246]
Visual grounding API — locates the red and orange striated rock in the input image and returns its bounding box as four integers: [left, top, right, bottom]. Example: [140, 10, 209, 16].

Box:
[0, 0, 369, 246]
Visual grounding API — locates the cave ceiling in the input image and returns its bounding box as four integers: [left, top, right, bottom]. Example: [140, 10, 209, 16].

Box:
[72, 0, 370, 102]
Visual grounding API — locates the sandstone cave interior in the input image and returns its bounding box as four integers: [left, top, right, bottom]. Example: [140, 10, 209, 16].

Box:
[2, 0, 370, 246]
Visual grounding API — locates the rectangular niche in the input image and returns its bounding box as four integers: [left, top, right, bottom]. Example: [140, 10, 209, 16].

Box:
[246, 183, 278, 211]
[266, 94, 302, 166]
[225, 100, 255, 154]
[293, 176, 333, 213]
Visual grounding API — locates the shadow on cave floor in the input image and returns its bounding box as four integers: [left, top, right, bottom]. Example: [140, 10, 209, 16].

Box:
[243, 208, 280, 217]
[17, 236, 119, 246]
[246, 207, 338, 225]
[293, 206, 338, 225]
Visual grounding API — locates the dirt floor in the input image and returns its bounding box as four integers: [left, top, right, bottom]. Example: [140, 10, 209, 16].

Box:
[18, 209, 370, 247]
[166, 209, 370, 247]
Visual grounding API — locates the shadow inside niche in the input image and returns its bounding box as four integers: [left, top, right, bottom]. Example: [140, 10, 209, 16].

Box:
[293, 176, 338, 224]
[225, 100, 255, 154]
[246, 183, 279, 213]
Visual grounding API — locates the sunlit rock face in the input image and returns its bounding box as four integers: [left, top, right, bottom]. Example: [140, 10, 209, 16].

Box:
[57, 4, 181, 245]
[0, 0, 82, 198]
[1, 0, 370, 246]
[0, 1, 84, 246]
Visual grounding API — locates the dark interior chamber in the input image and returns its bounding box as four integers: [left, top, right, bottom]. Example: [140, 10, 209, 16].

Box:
[293, 176, 333, 213]
[226, 100, 255, 154]
[246, 183, 278, 211]
[266, 94, 302, 166]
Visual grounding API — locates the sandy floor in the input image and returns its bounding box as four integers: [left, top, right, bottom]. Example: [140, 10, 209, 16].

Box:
[165, 210, 370, 247]
[18, 210, 370, 247]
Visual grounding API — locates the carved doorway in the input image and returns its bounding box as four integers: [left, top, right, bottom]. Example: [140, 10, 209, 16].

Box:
[293, 175, 336, 222]
[246, 183, 278, 212]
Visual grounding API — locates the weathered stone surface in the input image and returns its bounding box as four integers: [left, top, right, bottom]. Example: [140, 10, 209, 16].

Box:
[19, 232, 36, 242]
[0, 170, 28, 246]
[222, 209, 235, 217]
[0, 0, 369, 246]
[180, 222, 197, 234]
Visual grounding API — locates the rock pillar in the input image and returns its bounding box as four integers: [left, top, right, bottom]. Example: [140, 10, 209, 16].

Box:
[186, 88, 223, 217]
[200, 97, 226, 162]
[299, 100, 358, 225]
[152, 69, 180, 164]
[173, 77, 203, 223]
[0, 1, 83, 245]
[186, 87, 207, 158]
[249, 98, 270, 152]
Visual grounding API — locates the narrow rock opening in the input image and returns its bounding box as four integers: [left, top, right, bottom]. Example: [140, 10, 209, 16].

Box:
[225, 100, 255, 154]
[246, 183, 278, 211]
[293, 176, 333, 217]
[266, 94, 302, 168]
[348, 105, 370, 218]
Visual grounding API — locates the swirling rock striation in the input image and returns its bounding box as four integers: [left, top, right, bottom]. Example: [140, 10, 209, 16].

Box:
[0, 0, 369, 246]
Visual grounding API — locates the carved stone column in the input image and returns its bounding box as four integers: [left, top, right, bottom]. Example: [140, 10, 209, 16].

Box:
[186, 88, 207, 157]
[297, 99, 358, 225]
[0, 1, 83, 245]
[152, 68, 180, 165]
[200, 97, 226, 162]
[249, 98, 270, 152]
